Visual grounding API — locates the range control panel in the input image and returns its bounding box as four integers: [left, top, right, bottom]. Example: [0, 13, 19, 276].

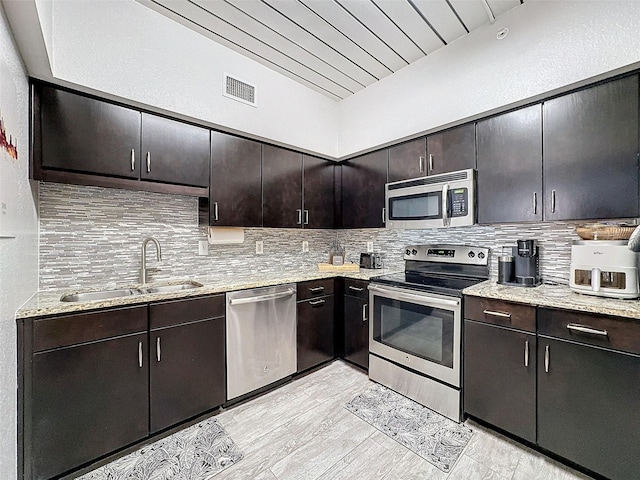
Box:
[403, 244, 489, 266]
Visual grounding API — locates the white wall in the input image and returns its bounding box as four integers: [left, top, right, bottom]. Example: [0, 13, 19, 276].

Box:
[337, 0, 640, 158]
[48, 0, 338, 157]
[0, 4, 38, 479]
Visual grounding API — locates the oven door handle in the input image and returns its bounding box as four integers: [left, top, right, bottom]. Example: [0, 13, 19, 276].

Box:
[368, 284, 460, 308]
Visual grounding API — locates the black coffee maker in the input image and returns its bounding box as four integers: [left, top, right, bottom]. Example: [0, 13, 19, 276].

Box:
[498, 239, 541, 286]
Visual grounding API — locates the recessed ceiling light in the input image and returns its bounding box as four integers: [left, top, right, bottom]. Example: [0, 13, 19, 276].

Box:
[496, 28, 509, 40]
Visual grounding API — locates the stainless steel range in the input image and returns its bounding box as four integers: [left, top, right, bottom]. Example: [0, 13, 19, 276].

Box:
[368, 244, 489, 422]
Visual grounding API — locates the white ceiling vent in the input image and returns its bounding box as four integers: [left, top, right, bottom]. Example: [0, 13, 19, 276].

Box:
[223, 73, 257, 107]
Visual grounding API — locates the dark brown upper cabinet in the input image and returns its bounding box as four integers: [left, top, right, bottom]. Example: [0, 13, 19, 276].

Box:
[140, 113, 210, 187]
[303, 155, 335, 229]
[340, 149, 388, 229]
[476, 105, 543, 224]
[33, 82, 209, 196]
[543, 74, 640, 221]
[262, 145, 304, 228]
[262, 145, 334, 228]
[426, 123, 476, 175]
[205, 131, 262, 227]
[388, 137, 427, 182]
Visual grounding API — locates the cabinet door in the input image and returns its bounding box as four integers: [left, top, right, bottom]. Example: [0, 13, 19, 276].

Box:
[543, 75, 639, 220]
[297, 296, 335, 372]
[39, 85, 141, 178]
[150, 317, 225, 433]
[538, 337, 640, 480]
[388, 137, 427, 182]
[340, 150, 388, 228]
[343, 294, 369, 370]
[477, 105, 543, 223]
[303, 155, 335, 228]
[262, 145, 303, 228]
[141, 113, 210, 187]
[426, 123, 476, 175]
[210, 131, 262, 226]
[31, 333, 148, 480]
[464, 320, 536, 442]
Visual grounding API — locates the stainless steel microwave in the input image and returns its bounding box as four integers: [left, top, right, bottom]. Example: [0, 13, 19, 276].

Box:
[385, 169, 476, 229]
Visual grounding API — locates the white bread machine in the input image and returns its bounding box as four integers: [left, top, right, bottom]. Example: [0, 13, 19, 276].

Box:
[570, 240, 640, 299]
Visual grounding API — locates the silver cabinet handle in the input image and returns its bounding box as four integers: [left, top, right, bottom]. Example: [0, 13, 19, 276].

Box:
[349, 286, 364, 292]
[156, 336, 161, 362]
[551, 189, 556, 213]
[130, 149, 136, 171]
[309, 299, 326, 306]
[362, 303, 368, 322]
[146, 152, 151, 173]
[419, 156, 425, 173]
[309, 286, 325, 293]
[482, 309, 512, 319]
[138, 341, 143, 368]
[213, 202, 219, 222]
[533, 192, 537, 215]
[297, 209, 302, 225]
[566, 323, 608, 337]
[428, 154, 434, 172]
[304, 210, 309, 225]
[524, 340, 529, 367]
[544, 345, 550, 373]
[382, 208, 386, 223]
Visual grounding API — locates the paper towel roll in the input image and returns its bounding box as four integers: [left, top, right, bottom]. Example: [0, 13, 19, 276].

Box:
[207, 227, 245, 244]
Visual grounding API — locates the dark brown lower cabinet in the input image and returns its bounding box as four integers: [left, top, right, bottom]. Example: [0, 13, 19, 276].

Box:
[150, 317, 225, 433]
[537, 336, 640, 480]
[297, 295, 335, 372]
[31, 333, 149, 480]
[343, 279, 369, 370]
[463, 320, 536, 442]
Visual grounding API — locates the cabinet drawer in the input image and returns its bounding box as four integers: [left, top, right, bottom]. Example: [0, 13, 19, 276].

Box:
[464, 296, 535, 332]
[33, 306, 148, 352]
[150, 294, 225, 329]
[344, 279, 369, 299]
[297, 278, 335, 301]
[538, 308, 640, 355]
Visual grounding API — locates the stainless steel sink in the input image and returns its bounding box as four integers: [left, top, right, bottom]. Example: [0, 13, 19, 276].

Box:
[60, 281, 204, 303]
[140, 281, 203, 294]
[60, 288, 140, 303]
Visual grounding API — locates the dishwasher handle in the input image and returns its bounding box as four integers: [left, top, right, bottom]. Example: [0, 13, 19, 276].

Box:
[228, 288, 295, 306]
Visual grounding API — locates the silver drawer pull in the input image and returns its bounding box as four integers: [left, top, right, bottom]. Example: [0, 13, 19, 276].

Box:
[349, 286, 364, 292]
[156, 337, 161, 362]
[309, 286, 325, 293]
[482, 309, 511, 319]
[309, 299, 326, 306]
[138, 341, 143, 368]
[566, 323, 608, 337]
[544, 345, 550, 373]
[524, 340, 529, 367]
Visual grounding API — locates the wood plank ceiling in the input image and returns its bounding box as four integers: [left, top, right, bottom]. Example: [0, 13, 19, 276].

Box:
[137, 0, 523, 100]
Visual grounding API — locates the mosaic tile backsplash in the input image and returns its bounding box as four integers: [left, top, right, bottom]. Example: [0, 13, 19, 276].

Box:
[39, 182, 611, 290]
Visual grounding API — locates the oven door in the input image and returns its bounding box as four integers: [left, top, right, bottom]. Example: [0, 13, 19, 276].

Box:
[368, 283, 461, 387]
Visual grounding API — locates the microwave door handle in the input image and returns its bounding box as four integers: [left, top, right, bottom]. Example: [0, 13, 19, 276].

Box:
[442, 184, 450, 227]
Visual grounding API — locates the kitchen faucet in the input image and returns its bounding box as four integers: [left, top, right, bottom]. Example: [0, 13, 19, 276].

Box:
[141, 237, 162, 284]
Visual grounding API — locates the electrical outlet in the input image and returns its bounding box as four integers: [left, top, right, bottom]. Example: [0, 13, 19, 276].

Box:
[367, 241, 374, 252]
[302, 241, 309, 253]
[256, 240, 264, 254]
[198, 240, 208, 256]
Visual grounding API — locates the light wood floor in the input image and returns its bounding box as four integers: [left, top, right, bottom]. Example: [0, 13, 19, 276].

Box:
[215, 360, 593, 480]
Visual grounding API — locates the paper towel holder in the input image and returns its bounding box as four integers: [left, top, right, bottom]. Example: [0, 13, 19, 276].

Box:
[207, 227, 245, 244]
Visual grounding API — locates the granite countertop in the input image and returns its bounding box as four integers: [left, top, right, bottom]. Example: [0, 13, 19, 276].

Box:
[17, 268, 396, 320]
[463, 281, 640, 320]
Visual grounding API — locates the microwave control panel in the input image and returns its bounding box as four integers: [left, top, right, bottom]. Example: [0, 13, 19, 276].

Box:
[449, 188, 468, 217]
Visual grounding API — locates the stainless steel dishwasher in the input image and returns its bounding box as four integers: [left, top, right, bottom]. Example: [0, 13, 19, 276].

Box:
[226, 283, 297, 401]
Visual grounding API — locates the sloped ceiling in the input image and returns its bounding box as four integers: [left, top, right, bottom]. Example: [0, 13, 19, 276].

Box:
[137, 0, 523, 100]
